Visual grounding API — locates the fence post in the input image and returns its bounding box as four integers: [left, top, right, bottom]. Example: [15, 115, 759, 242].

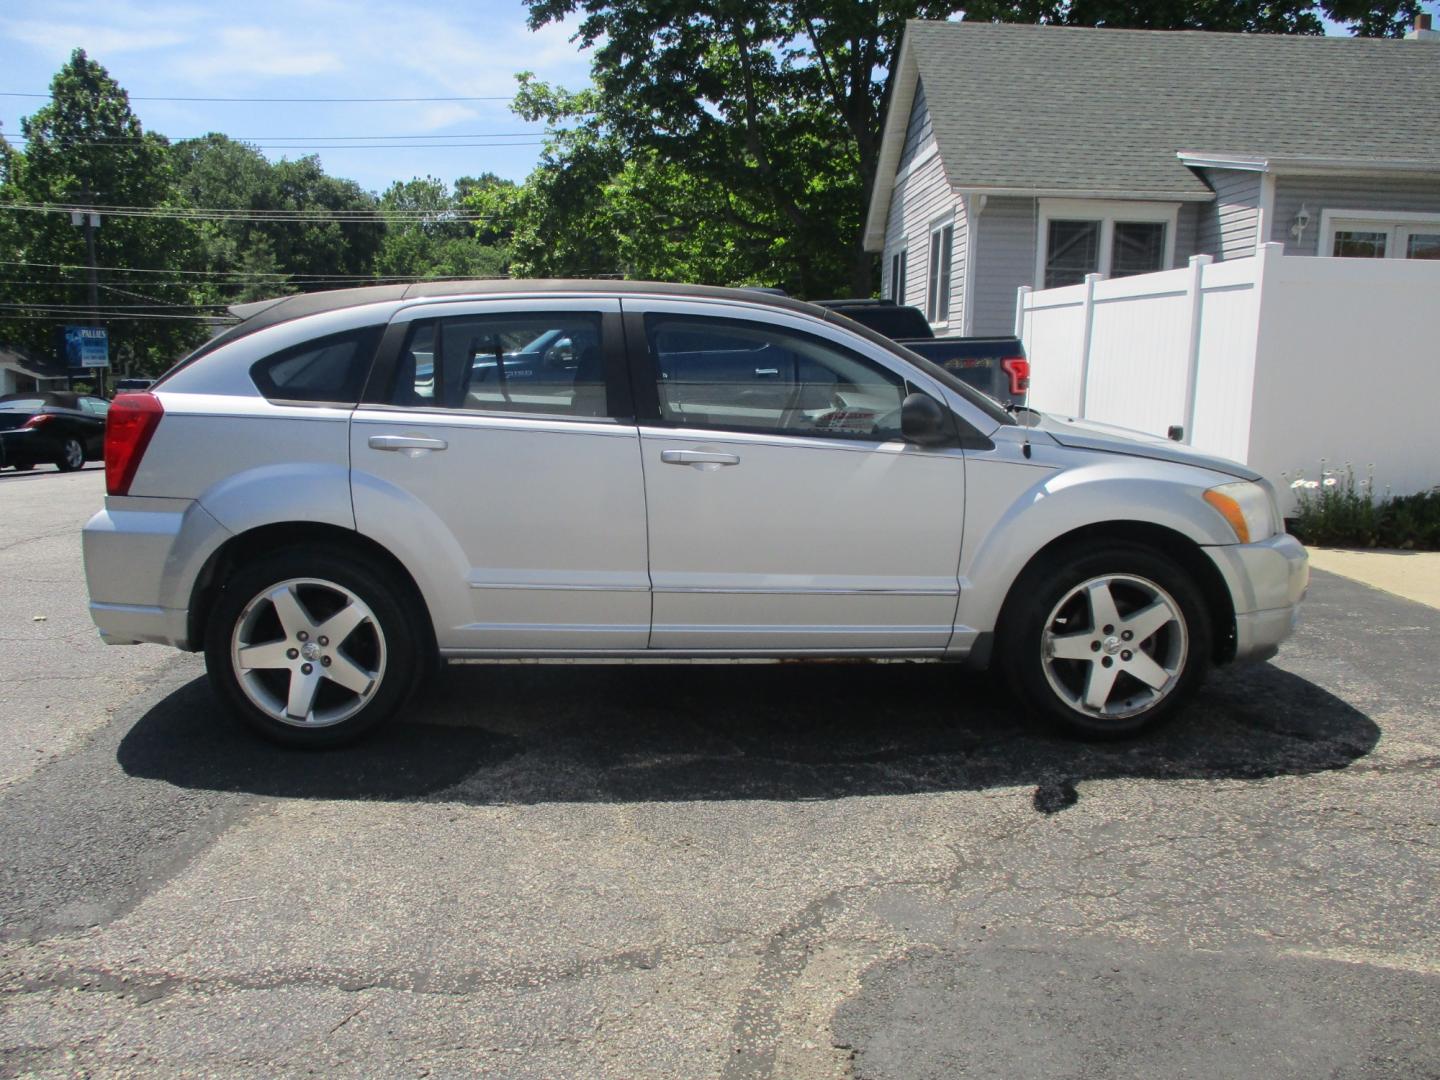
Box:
[1075, 272, 1101, 417]
[1180, 254, 1214, 444]
[1014, 285, 1031, 339]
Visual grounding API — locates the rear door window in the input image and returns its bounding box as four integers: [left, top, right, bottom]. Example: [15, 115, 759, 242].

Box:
[389, 313, 607, 418]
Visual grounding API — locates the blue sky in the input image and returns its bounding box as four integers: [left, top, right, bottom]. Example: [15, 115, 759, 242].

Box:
[3, 0, 1437, 199]
[0, 0, 594, 195]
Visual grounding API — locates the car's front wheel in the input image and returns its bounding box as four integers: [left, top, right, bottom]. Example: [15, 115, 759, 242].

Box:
[997, 543, 1211, 738]
[204, 549, 425, 747]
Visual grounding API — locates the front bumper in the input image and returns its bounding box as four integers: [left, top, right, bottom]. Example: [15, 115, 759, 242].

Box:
[1203, 532, 1309, 663]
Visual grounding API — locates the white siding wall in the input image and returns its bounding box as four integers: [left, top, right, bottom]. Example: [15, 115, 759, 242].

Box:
[969, 197, 1036, 336]
[1175, 202, 1202, 263]
[883, 152, 966, 326]
[1195, 168, 1262, 260]
[882, 81, 966, 327]
[1271, 173, 1440, 255]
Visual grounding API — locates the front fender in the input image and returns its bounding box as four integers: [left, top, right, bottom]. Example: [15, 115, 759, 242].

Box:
[956, 454, 1239, 636]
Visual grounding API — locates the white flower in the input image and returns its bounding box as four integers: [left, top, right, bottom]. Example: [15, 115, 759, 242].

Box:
[1304, 480, 1320, 489]
[1323, 477, 1338, 487]
[1291, 479, 1306, 489]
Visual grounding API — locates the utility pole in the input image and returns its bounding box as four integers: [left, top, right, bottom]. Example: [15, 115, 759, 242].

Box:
[70, 191, 105, 396]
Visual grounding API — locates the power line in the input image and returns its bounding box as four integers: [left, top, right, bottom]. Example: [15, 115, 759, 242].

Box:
[0, 302, 227, 310]
[1, 138, 545, 150]
[0, 311, 234, 321]
[0, 202, 496, 223]
[0, 91, 516, 103]
[0, 260, 494, 280]
[3, 132, 543, 142]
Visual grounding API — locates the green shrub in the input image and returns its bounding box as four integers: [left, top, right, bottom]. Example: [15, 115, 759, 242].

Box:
[1285, 463, 1440, 550]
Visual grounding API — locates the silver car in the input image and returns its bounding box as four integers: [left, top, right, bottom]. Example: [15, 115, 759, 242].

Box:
[83, 281, 1307, 746]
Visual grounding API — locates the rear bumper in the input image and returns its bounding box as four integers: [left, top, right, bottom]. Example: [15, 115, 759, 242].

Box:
[83, 497, 231, 649]
[1203, 532, 1310, 663]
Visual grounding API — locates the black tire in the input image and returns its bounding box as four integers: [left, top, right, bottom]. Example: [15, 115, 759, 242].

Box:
[203, 546, 428, 747]
[996, 542, 1211, 739]
[56, 437, 85, 472]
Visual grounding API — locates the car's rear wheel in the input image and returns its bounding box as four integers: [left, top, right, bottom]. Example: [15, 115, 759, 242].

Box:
[56, 437, 85, 472]
[997, 543, 1211, 738]
[204, 548, 425, 747]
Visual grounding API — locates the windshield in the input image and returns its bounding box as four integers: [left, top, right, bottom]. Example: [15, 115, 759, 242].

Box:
[0, 398, 44, 412]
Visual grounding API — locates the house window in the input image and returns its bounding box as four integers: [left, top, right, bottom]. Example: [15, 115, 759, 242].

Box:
[1322, 211, 1440, 260]
[1045, 220, 1100, 288]
[1037, 200, 1179, 290]
[926, 222, 953, 323]
[1111, 221, 1168, 278]
[889, 248, 908, 304]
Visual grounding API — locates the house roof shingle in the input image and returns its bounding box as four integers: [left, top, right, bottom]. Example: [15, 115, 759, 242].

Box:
[906, 20, 1440, 200]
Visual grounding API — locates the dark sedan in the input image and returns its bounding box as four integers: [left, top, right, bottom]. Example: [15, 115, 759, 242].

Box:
[0, 392, 109, 472]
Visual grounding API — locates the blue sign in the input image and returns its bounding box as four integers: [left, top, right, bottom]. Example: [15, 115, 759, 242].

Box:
[64, 325, 109, 368]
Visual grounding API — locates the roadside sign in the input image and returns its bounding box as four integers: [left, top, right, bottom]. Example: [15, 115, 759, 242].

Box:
[64, 325, 109, 368]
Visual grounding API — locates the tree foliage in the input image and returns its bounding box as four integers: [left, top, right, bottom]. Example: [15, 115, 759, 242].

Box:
[378, 174, 512, 280]
[0, 54, 516, 375]
[0, 49, 207, 372]
[516, 0, 1424, 298]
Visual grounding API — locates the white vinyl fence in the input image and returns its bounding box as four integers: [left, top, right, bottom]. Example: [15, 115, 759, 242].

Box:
[1016, 242, 1440, 505]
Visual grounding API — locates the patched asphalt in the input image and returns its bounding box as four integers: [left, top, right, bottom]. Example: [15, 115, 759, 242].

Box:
[1, 471, 1437, 1078]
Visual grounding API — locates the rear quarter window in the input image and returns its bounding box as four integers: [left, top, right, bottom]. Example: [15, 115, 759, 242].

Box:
[250, 327, 382, 405]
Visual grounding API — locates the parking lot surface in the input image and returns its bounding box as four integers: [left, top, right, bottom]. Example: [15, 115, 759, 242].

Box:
[2, 470, 1437, 1078]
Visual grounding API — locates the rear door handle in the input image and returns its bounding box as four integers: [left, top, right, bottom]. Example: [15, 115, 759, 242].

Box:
[661, 449, 740, 468]
[368, 434, 448, 455]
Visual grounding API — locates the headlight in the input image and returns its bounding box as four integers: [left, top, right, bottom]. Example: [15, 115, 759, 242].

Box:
[1203, 481, 1277, 544]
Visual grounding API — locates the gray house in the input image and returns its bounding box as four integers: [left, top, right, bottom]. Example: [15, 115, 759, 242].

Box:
[865, 19, 1440, 336]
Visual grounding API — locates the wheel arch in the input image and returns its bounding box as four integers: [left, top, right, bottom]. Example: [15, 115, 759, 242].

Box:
[186, 522, 438, 663]
[994, 520, 1237, 666]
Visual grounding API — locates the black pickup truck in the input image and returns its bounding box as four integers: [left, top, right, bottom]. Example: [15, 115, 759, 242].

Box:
[813, 299, 1030, 407]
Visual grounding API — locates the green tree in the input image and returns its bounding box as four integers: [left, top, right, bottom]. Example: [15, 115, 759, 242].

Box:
[519, 0, 1424, 297]
[169, 134, 289, 303]
[476, 75, 784, 286]
[376, 175, 510, 280]
[170, 136, 385, 299]
[0, 49, 209, 374]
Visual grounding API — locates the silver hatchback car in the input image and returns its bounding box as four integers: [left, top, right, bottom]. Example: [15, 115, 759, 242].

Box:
[84, 281, 1307, 746]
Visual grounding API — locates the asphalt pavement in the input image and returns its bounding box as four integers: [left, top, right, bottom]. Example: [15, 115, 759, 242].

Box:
[1, 469, 1437, 1078]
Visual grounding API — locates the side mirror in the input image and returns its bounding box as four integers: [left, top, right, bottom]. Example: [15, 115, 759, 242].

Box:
[901, 392, 951, 446]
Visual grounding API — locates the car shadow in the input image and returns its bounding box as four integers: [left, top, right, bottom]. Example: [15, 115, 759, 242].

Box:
[116, 660, 1379, 812]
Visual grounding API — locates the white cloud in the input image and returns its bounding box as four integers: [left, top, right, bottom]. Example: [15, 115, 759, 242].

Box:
[172, 26, 342, 80]
[413, 103, 481, 132]
[2, 18, 188, 59]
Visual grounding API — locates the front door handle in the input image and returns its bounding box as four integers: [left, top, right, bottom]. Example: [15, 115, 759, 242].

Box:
[661, 449, 740, 468]
[368, 434, 448, 456]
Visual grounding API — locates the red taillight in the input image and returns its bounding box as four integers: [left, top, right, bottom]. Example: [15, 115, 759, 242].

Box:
[1001, 356, 1031, 397]
[21, 413, 54, 429]
[105, 392, 164, 496]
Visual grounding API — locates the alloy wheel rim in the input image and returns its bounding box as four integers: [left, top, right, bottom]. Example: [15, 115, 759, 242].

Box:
[64, 439, 83, 468]
[1041, 573, 1188, 720]
[230, 577, 387, 728]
